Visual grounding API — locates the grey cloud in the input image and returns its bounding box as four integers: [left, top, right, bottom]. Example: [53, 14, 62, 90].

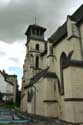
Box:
[8, 57, 19, 63]
[0, 51, 6, 56]
[0, 0, 82, 43]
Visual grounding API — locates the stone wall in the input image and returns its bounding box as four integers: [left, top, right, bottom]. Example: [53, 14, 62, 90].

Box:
[7, 75, 18, 103]
[21, 7, 83, 124]
[63, 67, 83, 123]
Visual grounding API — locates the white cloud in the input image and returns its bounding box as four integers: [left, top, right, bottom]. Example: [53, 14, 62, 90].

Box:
[0, 40, 26, 68]
[0, 40, 26, 89]
[0, 0, 83, 89]
[0, 0, 11, 8]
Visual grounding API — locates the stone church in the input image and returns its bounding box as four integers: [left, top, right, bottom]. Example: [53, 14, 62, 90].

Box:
[21, 4, 83, 124]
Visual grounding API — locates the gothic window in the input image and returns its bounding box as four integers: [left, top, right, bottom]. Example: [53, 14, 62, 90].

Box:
[35, 56, 39, 68]
[60, 53, 67, 69]
[30, 54, 34, 66]
[60, 52, 67, 95]
[36, 44, 39, 50]
[27, 89, 34, 102]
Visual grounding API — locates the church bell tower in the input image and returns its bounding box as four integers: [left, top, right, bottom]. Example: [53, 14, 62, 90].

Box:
[25, 24, 47, 82]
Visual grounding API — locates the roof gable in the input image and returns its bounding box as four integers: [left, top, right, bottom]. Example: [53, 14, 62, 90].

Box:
[49, 4, 83, 46]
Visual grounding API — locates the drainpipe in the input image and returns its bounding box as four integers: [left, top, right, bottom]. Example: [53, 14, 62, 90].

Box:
[32, 86, 36, 115]
[78, 28, 83, 60]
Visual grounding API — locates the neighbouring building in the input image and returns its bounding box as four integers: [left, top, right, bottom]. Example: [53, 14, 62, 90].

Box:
[21, 4, 83, 124]
[0, 70, 18, 103]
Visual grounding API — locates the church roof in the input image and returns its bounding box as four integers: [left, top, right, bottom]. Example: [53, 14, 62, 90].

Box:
[24, 67, 58, 89]
[48, 4, 83, 46]
[25, 24, 46, 35]
[0, 70, 16, 86]
[24, 67, 49, 88]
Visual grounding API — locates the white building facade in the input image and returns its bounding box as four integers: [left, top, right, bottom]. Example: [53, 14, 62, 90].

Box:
[0, 71, 13, 101]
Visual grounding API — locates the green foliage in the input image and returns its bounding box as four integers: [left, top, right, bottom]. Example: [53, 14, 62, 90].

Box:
[0, 92, 3, 101]
[16, 90, 21, 107]
[5, 101, 16, 108]
[0, 101, 20, 111]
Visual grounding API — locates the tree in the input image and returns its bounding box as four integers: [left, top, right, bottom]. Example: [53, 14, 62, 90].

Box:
[0, 92, 3, 101]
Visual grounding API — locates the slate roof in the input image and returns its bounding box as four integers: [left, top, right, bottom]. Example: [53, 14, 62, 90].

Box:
[49, 22, 67, 45]
[0, 70, 17, 78]
[71, 4, 83, 22]
[25, 67, 49, 88]
[25, 24, 46, 35]
[48, 4, 83, 46]
[24, 66, 58, 89]
[0, 71, 15, 86]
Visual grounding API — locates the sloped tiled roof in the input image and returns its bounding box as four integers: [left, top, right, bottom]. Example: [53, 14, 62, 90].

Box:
[25, 67, 49, 88]
[24, 67, 58, 89]
[49, 22, 67, 45]
[0, 71, 14, 86]
[48, 4, 83, 46]
[71, 4, 83, 22]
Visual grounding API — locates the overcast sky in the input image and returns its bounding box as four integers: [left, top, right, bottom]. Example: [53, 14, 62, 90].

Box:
[0, 0, 83, 89]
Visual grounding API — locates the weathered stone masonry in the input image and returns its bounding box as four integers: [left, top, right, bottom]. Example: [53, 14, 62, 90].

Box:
[21, 4, 83, 124]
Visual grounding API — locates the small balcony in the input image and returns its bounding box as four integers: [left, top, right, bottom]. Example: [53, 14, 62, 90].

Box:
[29, 49, 43, 54]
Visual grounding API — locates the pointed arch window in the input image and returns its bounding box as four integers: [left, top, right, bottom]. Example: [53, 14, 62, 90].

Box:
[35, 56, 39, 68]
[36, 44, 39, 50]
[30, 54, 34, 66]
[60, 52, 67, 95]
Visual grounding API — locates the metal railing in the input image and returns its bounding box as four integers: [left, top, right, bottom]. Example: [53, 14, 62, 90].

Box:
[0, 108, 31, 124]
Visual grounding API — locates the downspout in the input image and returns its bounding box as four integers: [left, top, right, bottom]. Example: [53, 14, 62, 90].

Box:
[78, 27, 83, 60]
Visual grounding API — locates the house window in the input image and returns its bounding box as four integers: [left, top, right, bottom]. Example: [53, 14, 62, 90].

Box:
[36, 44, 39, 50]
[35, 56, 39, 68]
